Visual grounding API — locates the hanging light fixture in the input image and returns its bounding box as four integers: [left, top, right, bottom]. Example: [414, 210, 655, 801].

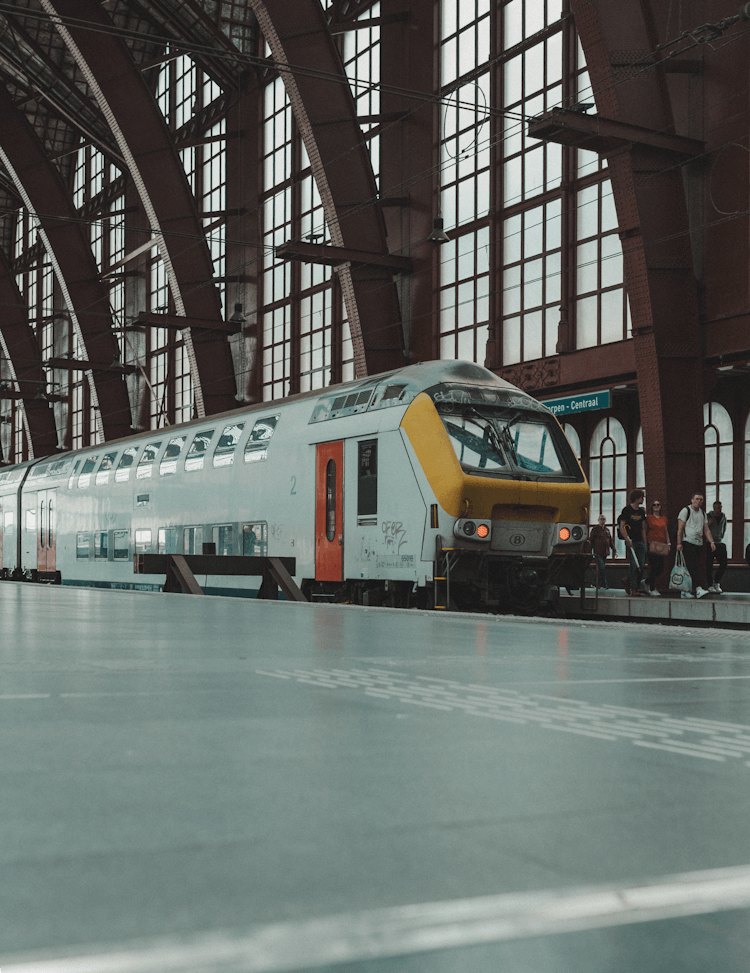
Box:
[427, 216, 450, 244]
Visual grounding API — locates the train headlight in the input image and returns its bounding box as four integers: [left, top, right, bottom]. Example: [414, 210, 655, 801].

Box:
[558, 527, 571, 541]
[572, 526, 584, 541]
[453, 519, 492, 542]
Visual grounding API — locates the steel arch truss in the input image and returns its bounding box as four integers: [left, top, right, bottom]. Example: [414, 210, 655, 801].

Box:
[249, 0, 405, 376]
[44, 0, 238, 418]
[0, 81, 132, 446]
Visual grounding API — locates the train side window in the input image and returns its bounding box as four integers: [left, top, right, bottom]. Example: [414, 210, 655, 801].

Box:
[160, 437, 187, 476]
[158, 527, 178, 554]
[185, 430, 215, 472]
[213, 422, 245, 468]
[135, 528, 152, 553]
[244, 415, 280, 463]
[183, 526, 203, 554]
[4, 509, 14, 531]
[326, 459, 336, 542]
[116, 446, 140, 482]
[242, 522, 268, 556]
[78, 456, 99, 489]
[357, 440, 377, 519]
[67, 460, 81, 489]
[94, 531, 109, 559]
[96, 451, 118, 486]
[76, 532, 90, 559]
[212, 524, 233, 555]
[137, 442, 162, 479]
[113, 530, 129, 560]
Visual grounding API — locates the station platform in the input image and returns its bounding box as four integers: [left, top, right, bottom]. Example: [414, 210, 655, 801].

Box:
[562, 588, 750, 627]
[2, 581, 750, 973]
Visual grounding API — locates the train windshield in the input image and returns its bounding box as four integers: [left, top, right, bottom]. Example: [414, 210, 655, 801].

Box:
[431, 392, 582, 481]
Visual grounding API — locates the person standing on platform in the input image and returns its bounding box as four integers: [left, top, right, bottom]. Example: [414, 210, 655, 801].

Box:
[589, 514, 616, 589]
[706, 500, 728, 594]
[618, 490, 648, 596]
[676, 493, 715, 599]
[645, 500, 670, 596]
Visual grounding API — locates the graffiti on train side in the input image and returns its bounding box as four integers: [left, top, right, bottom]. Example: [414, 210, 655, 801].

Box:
[382, 520, 407, 553]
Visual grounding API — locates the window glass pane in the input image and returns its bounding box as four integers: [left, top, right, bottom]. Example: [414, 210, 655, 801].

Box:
[600, 289, 624, 344]
[213, 423, 245, 468]
[185, 430, 215, 471]
[114, 530, 129, 560]
[243, 522, 268, 556]
[94, 531, 108, 559]
[76, 532, 90, 559]
[160, 437, 186, 475]
[116, 447, 139, 482]
[137, 443, 162, 479]
[135, 529, 152, 553]
[212, 524, 233, 555]
[78, 456, 98, 489]
[576, 295, 598, 349]
[245, 415, 280, 462]
[184, 526, 203, 555]
[158, 527, 178, 554]
[98, 452, 118, 474]
[358, 440, 378, 516]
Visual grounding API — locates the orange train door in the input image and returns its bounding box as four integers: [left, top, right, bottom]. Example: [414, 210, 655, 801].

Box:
[37, 489, 57, 573]
[315, 441, 344, 582]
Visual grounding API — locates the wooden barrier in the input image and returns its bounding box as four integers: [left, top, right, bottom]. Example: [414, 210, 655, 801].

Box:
[134, 553, 306, 602]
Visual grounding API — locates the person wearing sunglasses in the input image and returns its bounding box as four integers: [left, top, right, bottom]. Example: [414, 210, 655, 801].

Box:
[645, 500, 670, 595]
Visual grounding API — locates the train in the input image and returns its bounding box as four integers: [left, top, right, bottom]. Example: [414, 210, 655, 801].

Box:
[0, 359, 591, 612]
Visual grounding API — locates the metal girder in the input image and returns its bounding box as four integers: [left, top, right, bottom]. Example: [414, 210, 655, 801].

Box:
[569, 0, 705, 518]
[276, 240, 412, 273]
[46, 0, 238, 418]
[0, 82, 132, 443]
[0, 11, 122, 165]
[528, 109, 705, 159]
[0, 246, 58, 456]
[248, 0, 405, 376]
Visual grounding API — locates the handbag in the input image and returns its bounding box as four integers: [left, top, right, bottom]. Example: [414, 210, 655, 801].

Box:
[649, 540, 669, 556]
[669, 551, 692, 593]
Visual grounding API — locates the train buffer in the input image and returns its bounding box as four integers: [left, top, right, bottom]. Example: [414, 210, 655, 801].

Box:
[133, 553, 307, 602]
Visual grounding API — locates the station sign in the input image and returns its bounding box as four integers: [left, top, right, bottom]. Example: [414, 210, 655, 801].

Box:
[541, 389, 611, 416]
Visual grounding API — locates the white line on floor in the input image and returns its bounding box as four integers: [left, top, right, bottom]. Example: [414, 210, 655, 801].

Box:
[5, 864, 750, 973]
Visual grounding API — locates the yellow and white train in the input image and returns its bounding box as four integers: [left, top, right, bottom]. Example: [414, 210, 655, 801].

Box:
[0, 360, 590, 611]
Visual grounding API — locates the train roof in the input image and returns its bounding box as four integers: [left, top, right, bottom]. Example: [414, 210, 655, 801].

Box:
[0, 360, 541, 474]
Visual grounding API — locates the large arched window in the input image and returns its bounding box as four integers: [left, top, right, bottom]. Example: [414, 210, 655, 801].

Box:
[563, 423, 580, 461]
[704, 403, 733, 556]
[743, 414, 750, 554]
[589, 417, 627, 556]
[635, 426, 644, 494]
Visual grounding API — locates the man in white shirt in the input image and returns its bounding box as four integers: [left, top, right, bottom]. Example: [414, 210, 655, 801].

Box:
[676, 493, 716, 599]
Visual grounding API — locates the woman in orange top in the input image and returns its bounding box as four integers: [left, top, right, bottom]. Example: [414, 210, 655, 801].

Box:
[645, 500, 670, 595]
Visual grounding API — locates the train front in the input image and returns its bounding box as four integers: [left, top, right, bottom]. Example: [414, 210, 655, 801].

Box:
[401, 369, 591, 612]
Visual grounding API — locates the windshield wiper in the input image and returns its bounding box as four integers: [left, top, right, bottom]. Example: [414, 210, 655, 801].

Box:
[496, 411, 523, 465]
[465, 406, 505, 463]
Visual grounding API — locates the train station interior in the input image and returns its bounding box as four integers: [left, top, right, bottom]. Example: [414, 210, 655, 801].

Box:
[2, 1, 750, 970]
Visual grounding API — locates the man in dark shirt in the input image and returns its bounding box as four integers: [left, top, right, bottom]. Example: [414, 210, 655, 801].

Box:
[618, 489, 648, 596]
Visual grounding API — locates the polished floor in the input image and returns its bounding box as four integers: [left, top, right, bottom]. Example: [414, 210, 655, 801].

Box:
[1, 582, 750, 972]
